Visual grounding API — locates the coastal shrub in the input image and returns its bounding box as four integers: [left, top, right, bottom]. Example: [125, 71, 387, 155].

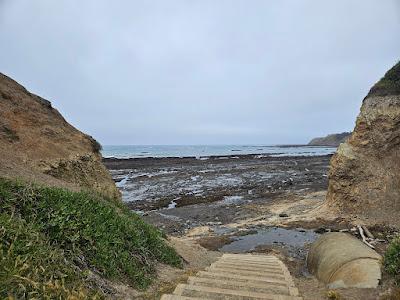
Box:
[87, 135, 103, 153]
[368, 61, 400, 97]
[0, 178, 181, 297]
[385, 235, 400, 284]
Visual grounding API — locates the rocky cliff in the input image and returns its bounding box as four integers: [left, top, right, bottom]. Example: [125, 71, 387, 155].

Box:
[0, 73, 120, 199]
[308, 132, 351, 147]
[327, 62, 400, 226]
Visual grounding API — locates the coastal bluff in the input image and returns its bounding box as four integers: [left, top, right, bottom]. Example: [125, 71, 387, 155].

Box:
[0, 73, 119, 199]
[308, 132, 351, 147]
[327, 62, 400, 226]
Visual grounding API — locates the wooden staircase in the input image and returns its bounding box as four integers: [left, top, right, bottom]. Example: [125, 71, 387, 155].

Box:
[161, 253, 302, 300]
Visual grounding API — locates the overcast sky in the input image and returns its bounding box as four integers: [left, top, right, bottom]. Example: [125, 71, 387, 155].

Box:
[0, 1, 399, 145]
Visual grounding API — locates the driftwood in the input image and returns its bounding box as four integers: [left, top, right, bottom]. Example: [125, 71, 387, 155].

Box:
[361, 225, 375, 239]
[357, 225, 375, 249]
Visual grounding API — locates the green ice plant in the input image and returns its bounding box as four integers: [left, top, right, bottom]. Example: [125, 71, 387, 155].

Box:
[0, 178, 181, 298]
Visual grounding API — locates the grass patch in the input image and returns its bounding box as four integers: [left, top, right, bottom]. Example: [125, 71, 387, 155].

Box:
[368, 61, 400, 97]
[384, 235, 400, 284]
[0, 178, 181, 298]
[0, 213, 94, 299]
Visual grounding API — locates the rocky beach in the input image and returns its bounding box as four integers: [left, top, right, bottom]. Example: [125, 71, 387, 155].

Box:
[104, 153, 333, 254]
[104, 153, 330, 231]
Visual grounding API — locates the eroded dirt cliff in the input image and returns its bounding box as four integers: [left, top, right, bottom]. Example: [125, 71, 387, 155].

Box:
[0, 72, 120, 199]
[327, 62, 400, 226]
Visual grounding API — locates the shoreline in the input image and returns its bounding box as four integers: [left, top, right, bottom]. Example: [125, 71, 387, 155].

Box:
[101, 145, 336, 160]
[103, 153, 334, 169]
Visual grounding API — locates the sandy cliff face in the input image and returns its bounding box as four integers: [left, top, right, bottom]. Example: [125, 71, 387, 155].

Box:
[327, 62, 400, 226]
[0, 73, 120, 199]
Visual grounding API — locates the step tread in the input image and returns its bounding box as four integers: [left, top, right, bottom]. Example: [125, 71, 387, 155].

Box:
[206, 266, 287, 278]
[196, 271, 292, 286]
[219, 259, 282, 266]
[175, 284, 303, 300]
[222, 254, 279, 261]
[187, 276, 292, 294]
[211, 262, 284, 272]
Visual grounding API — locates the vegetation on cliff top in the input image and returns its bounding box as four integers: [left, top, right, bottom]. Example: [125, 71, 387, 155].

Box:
[308, 132, 351, 147]
[0, 178, 181, 298]
[368, 61, 400, 97]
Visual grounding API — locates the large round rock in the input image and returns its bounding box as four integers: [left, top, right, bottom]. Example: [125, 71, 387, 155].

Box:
[307, 232, 382, 288]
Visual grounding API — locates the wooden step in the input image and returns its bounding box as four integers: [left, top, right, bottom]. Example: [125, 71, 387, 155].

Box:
[206, 266, 287, 279]
[211, 262, 284, 272]
[219, 259, 282, 267]
[222, 254, 279, 261]
[220, 255, 280, 262]
[175, 284, 303, 300]
[196, 271, 291, 286]
[219, 258, 282, 265]
[187, 276, 294, 295]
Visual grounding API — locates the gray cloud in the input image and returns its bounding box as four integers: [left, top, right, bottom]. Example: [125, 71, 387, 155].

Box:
[1, 0, 399, 144]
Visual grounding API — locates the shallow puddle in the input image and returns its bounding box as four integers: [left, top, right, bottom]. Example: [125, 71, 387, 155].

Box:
[220, 227, 319, 258]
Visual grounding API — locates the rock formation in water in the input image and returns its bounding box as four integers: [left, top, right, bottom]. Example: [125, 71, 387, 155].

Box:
[327, 62, 400, 226]
[0, 72, 120, 199]
[308, 132, 351, 147]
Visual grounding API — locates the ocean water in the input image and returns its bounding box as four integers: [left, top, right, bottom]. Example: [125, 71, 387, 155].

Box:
[101, 145, 336, 159]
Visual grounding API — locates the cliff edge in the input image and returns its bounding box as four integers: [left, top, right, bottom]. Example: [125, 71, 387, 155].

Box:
[327, 62, 400, 226]
[0, 73, 120, 199]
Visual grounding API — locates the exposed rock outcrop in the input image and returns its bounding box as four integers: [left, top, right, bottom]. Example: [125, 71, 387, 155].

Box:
[0, 72, 120, 199]
[308, 132, 351, 147]
[327, 62, 400, 226]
